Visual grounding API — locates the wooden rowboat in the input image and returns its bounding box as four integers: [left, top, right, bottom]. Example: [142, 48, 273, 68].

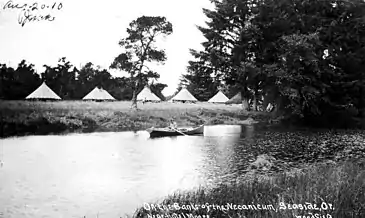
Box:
[147, 124, 204, 138]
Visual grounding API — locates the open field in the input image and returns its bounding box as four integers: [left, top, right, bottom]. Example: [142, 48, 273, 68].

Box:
[0, 100, 270, 138]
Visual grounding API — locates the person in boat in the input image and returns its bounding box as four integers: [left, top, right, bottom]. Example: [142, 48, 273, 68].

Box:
[169, 118, 178, 129]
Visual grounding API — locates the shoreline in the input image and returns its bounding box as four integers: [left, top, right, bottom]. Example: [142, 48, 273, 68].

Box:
[132, 129, 365, 218]
[1, 100, 364, 218]
[133, 159, 365, 218]
[0, 100, 272, 138]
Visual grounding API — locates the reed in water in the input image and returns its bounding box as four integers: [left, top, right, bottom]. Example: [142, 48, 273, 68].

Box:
[133, 161, 365, 218]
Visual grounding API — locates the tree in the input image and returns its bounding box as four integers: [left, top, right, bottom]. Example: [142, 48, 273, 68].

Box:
[110, 16, 173, 109]
[0, 64, 16, 99]
[76, 62, 129, 100]
[194, 0, 365, 127]
[93, 68, 113, 90]
[246, 0, 365, 126]
[0, 60, 40, 99]
[192, 0, 256, 110]
[75, 62, 96, 99]
[108, 77, 134, 100]
[41, 57, 77, 99]
[180, 50, 220, 101]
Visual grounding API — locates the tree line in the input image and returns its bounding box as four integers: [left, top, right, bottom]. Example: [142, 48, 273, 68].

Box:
[0, 15, 226, 107]
[0, 14, 229, 107]
[0, 58, 167, 101]
[1, 16, 175, 104]
[180, 0, 365, 128]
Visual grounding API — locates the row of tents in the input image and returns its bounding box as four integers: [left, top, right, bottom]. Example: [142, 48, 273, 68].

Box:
[25, 82, 246, 104]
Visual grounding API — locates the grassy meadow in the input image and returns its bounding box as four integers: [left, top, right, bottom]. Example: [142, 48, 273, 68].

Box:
[0, 100, 270, 138]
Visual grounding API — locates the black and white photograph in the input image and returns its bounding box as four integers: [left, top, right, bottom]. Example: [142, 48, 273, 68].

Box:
[0, 0, 364, 217]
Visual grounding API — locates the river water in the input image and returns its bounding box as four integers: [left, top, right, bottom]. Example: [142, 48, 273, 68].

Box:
[0, 124, 270, 217]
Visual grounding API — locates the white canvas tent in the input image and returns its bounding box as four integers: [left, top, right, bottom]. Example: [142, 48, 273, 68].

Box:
[25, 82, 61, 100]
[82, 87, 116, 101]
[225, 92, 242, 104]
[171, 88, 198, 102]
[136, 87, 161, 102]
[208, 91, 229, 103]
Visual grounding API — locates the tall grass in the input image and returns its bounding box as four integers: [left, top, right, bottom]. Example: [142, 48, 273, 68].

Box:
[1, 100, 269, 137]
[133, 161, 365, 218]
[0, 100, 243, 112]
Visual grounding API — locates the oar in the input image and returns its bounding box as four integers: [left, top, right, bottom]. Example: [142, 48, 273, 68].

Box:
[172, 127, 189, 136]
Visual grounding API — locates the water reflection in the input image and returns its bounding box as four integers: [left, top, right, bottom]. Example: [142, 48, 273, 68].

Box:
[0, 125, 251, 218]
[203, 125, 241, 183]
[243, 125, 255, 139]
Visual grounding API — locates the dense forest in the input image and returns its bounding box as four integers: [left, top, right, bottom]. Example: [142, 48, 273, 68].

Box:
[180, 0, 365, 128]
[0, 58, 167, 101]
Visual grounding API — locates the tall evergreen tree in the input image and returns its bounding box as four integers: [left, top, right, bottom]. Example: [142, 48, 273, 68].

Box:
[192, 0, 257, 109]
[193, 0, 365, 127]
[181, 50, 220, 101]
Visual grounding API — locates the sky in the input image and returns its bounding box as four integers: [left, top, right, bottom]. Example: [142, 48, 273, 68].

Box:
[0, 0, 214, 95]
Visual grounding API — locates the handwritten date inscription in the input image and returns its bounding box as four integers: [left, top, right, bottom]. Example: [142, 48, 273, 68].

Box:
[2, 0, 63, 27]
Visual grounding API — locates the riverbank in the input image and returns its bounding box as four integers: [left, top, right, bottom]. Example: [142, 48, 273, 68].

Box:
[0, 100, 271, 138]
[133, 160, 365, 218]
[133, 130, 365, 218]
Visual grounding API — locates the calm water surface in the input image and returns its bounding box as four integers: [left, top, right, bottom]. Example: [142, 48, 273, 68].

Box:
[0, 125, 259, 218]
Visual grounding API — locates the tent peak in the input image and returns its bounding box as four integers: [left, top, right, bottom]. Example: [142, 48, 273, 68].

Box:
[26, 82, 61, 100]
